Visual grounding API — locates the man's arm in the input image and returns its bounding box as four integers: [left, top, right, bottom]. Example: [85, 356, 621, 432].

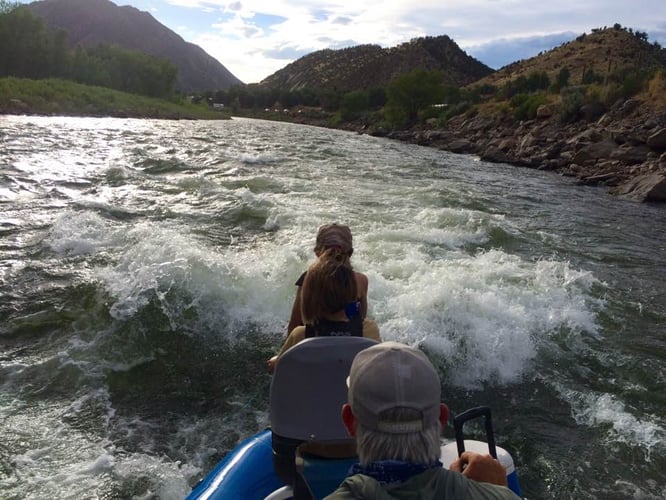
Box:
[449, 452, 507, 486]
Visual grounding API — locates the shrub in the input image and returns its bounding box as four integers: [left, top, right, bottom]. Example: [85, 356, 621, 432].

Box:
[586, 82, 624, 107]
[581, 68, 603, 85]
[550, 67, 571, 93]
[647, 70, 666, 104]
[559, 86, 585, 122]
[445, 101, 472, 119]
[510, 92, 548, 120]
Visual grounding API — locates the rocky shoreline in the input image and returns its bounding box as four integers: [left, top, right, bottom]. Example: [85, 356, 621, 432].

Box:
[375, 98, 666, 203]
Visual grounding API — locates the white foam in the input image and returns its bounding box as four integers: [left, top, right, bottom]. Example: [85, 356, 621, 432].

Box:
[0, 400, 118, 498]
[46, 210, 120, 256]
[360, 246, 601, 387]
[112, 454, 193, 500]
[94, 220, 295, 336]
[568, 390, 665, 460]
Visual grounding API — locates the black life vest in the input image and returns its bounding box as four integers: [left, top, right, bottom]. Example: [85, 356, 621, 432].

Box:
[304, 315, 363, 338]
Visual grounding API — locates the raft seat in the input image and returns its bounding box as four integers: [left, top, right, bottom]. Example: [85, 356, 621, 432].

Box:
[268, 336, 379, 500]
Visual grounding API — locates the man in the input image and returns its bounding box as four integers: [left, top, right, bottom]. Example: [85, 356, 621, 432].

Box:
[325, 341, 520, 499]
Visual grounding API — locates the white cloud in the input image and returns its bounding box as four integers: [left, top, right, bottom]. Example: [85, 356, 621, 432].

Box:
[179, 1, 666, 83]
[20, 0, 666, 84]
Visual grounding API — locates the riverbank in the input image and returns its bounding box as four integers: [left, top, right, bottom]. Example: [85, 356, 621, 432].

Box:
[282, 96, 666, 203]
[4, 77, 664, 202]
[0, 78, 229, 120]
[382, 97, 666, 203]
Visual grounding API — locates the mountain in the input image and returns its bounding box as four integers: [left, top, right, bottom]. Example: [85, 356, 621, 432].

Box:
[472, 25, 666, 88]
[27, 0, 243, 92]
[259, 35, 493, 92]
[382, 27, 666, 202]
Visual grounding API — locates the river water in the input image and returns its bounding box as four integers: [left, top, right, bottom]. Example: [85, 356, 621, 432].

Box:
[0, 115, 664, 499]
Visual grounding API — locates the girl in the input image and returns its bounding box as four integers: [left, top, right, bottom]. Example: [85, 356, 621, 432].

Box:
[268, 249, 379, 373]
[286, 223, 369, 334]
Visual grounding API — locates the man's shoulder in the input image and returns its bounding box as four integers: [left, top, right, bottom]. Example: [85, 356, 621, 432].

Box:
[425, 468, 519, 499]
[323, 473, 383, 499]
[325, 468, 519, 500]
[325, 468, 460, 499]
[466, 479, 520, 499]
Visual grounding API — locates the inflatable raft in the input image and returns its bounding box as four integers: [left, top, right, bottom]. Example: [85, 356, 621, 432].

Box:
[186, 337, 522, 500]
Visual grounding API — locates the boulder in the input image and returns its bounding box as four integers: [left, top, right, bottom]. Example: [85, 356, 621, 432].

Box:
[498, 138, 517, 151]
[597, 114, 613, 127]
[480, 146, 509, 163]
[539, 159, 566, 171]
[580, 102, 606, 122]
[447, 139, 474, 154]
[610, 145, 651, 165]
[572, 140, 617, 164]
[620, 99, 640, 114]
[647, 128, 666, 150]
[536, 104, 554, 119]
[570, 128, 604, 145]
[612, 173, 666, 202]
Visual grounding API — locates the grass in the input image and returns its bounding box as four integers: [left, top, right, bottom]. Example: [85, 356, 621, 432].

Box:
[0, 77, 230, 120]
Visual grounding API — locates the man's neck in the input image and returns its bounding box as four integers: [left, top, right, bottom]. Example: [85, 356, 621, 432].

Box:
[350, 459, 442, 485]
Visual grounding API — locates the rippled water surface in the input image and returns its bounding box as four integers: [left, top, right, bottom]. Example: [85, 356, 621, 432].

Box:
[1, 115, 664, 499]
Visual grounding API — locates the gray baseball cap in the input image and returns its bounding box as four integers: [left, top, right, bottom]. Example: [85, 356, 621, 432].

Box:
[348, 341, 441, 434]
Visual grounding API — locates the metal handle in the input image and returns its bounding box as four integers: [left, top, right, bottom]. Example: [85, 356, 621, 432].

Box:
[453, 406, 497, 459]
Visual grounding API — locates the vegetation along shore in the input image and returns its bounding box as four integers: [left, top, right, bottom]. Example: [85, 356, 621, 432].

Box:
[2, 0, 665, 202]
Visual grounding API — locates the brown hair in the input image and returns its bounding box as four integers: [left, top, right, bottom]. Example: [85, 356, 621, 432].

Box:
[314, 223, 353, 256]
[301, 248, 358, 324]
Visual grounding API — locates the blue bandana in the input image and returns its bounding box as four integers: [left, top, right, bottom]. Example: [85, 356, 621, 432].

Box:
[349, 459, 443, 486]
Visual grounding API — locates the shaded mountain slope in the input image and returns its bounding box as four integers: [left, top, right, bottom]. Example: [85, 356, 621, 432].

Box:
[27, 0, 242, 92]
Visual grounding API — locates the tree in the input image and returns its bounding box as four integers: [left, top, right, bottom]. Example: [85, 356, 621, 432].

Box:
[0, 6, 53, 78]
[384, 69, 444, 128]
[0, 0, 19, 15]
[339, 90, 370, 121]
[367, 87, 386, 109]
[552, 66, 570, 92]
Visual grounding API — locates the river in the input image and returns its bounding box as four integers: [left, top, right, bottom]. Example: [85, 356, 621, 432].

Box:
[0, 115, 664, 499]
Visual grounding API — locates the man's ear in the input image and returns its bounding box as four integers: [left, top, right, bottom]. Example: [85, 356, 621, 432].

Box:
[342, 404, 356, 437]
[439, 403, 450, 428]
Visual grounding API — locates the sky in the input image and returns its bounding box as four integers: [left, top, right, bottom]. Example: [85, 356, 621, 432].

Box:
[21, 1, 666, 84]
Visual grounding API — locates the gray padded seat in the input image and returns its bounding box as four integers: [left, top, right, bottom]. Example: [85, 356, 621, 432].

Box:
[270, 336, 379, 443]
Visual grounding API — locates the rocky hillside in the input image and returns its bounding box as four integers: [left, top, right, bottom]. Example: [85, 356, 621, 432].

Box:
[363, 27, 666, 203]
[27, 0, 243, 92]
[392, 88, 666, 202]
[473, 26, 666, 89]
[373, 30, 666, 202]
[260, 35, 493, 92]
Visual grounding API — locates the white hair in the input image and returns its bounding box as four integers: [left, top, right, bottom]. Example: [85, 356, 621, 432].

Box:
[355, 407, 442, 466]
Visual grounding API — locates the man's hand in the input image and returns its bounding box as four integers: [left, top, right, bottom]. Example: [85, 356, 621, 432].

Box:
[449, 451, 507, 486]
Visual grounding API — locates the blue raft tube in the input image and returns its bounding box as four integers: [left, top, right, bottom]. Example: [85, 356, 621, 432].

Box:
[186, 431, 522, 500]
[186, 338, 522, 500]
